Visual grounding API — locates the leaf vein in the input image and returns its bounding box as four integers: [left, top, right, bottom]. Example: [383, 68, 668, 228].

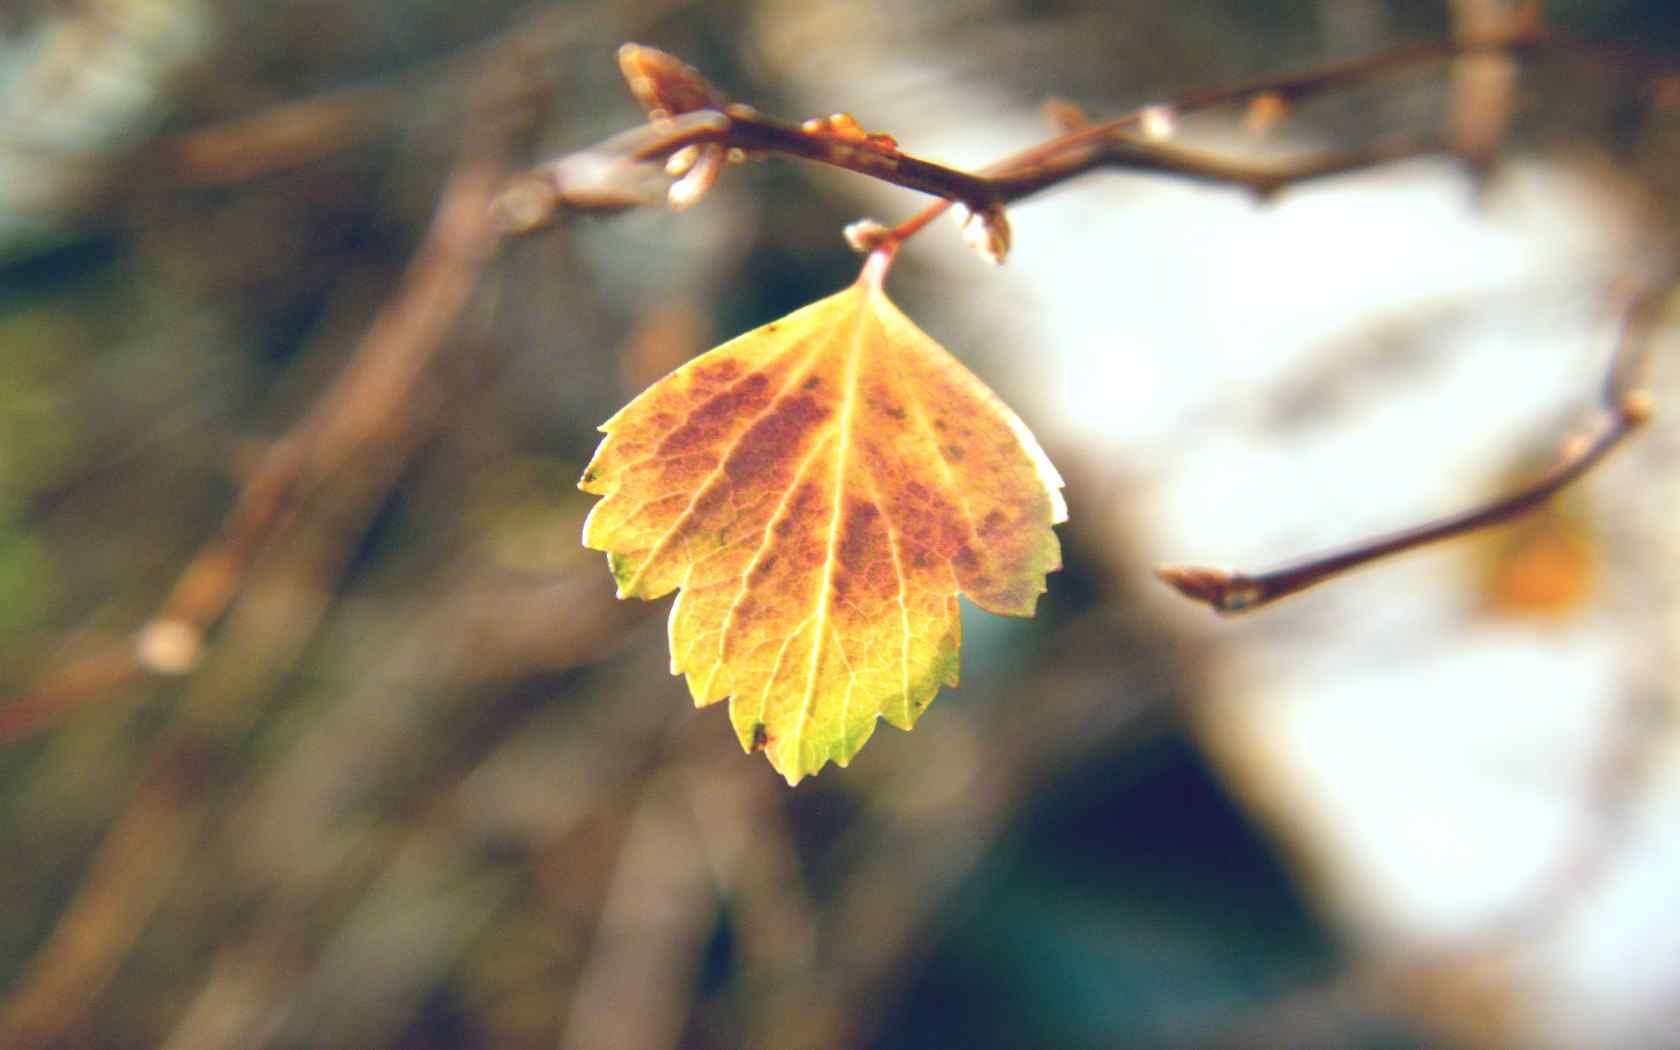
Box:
[858, 465, 913, 726]
[618, 335, 828, 595]
[790, 295, 867, 770]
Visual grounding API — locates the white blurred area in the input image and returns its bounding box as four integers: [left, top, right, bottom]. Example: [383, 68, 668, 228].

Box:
[755, 3, 1680, 1046]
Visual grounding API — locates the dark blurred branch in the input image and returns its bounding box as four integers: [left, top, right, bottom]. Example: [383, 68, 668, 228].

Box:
[151, 563, 653, 1050]
[0, 103, 515, 745]
[151, 3, 651, 186]
[558, 773, 717, 1050]
[1159, 276, 1667, 613]
[0, 50, 523, 1042]
[159, 83, 401, 185]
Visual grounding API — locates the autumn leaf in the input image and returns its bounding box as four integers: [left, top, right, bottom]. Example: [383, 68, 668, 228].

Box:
[580, 254, 1066, 783]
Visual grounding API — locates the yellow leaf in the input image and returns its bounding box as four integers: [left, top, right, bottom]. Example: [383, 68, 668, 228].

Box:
[580, 261, 1066, 783]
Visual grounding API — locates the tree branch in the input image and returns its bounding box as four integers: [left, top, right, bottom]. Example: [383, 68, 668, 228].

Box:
[504, 22, 1672, 247]
[1159, 278, 1667, 613]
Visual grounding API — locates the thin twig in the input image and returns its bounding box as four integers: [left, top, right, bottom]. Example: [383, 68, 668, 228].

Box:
[154, 2, 675, 186]
[1159, 280, 1666, 613]
[508, 22, 1676, 254]
[557, 771, 717, 1050]
[980, 133, 1443, 203]
[890, 20, 1556, 240]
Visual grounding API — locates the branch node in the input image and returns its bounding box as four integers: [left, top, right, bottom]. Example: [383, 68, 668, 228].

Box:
[800, 112, 898, 151]
[667, 144, 726, 210]
[952, 201, 1012, 265]
[1138, 104, 1179, 141]
[844, 219, 897, 255]
[1156, 565, 1263, 614]
[1620, 389, 1655, 424]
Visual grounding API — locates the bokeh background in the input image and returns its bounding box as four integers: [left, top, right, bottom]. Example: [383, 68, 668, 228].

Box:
[2, 2, 1679, 1048]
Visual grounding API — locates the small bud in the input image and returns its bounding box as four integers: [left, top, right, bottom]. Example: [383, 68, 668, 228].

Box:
[801, 113, 897, 150]
[618, 44, 725, 118]
[1138, 104, 1178, 141]
[828, 113, 864, 140]
[1244, 91, 1291, 137]
[137, 619, 203, 675]
[1622, 389, 1655, 424]
[665, 144, 700, 177]
[1559, 430, 1593, 463]
[667, 144, 725, 210]
[843, 219, 895, 255]
[1155, 566, 1262, 613]
[951, 201, 1011, 265]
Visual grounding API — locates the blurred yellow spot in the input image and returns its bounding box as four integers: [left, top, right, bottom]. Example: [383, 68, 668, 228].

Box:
[1483, 517, 1597, 620]
[1244, 91, 1291, 136]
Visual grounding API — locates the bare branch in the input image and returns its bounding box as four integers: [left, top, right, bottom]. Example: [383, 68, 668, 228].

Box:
[0, 37, 531, 1037]
[505, 24, 1677, 255]
[1160, 279, 1667, 613]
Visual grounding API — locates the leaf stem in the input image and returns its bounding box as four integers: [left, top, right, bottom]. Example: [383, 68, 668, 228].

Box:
[857, 244, 899, 290]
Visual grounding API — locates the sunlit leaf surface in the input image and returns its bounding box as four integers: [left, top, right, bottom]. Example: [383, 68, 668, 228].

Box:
[581, 262, 1065, 783]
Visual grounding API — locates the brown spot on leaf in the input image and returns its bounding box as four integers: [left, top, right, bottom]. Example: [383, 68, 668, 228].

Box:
[980, 509, 1007, 537]
[691, 485, 729, 519]
[945, 444, 965, 461]
[749, 722, 770, 751]
[802, 375, 821, 390]
[837, 499, 881, 571]
[777, 481, 824, 537]
[725, 394, 829, 482]
[954, 544, 980, 576]
[700, 359, 742, 385]
[658, 374, 771, 456]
